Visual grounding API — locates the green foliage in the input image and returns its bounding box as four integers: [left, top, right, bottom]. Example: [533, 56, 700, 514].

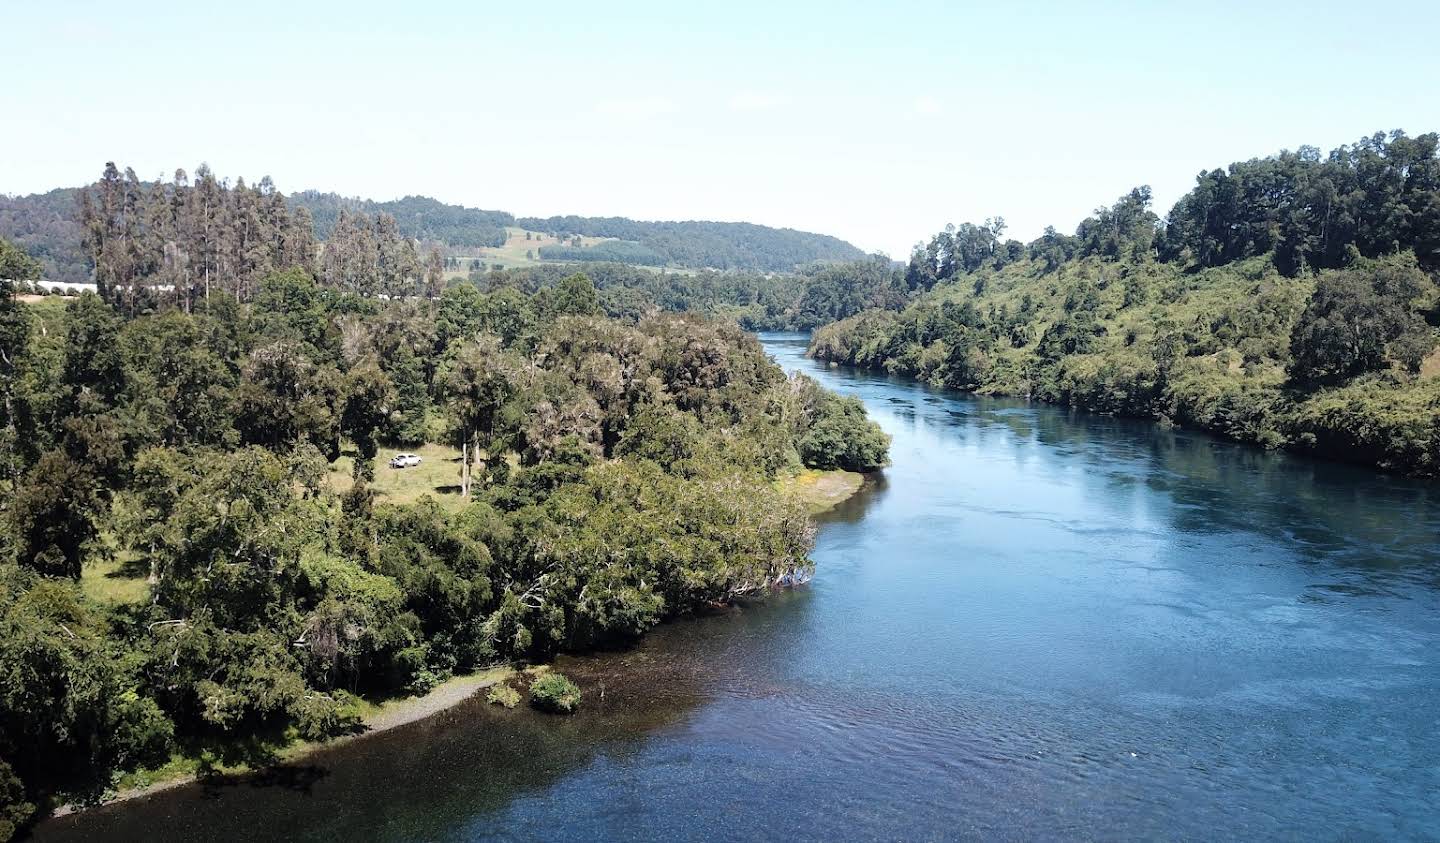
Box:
[799, 129, 1440, 477]
[791, 380, 890, 472]
[538, 240, 668, 266]
[292, 192, 512, 249]
[516, 216, 866, 272]
[1158, 131, 1440, 275]
[528, 672, 581, 714]
[486, 683, 521, 708]
[0, 215, 888, 819]
[0, 567, 173, 813]
[812, 244, 1439, 475]
[1289, 258, 1436, 384]
[7, 450, 99, 579]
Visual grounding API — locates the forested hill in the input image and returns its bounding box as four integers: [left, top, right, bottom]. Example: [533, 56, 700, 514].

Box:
[809, 130, 1440, 476]
[288, 192, 515, 248]
[0, 188, 87, 282]
[0, 177, 868, 280]
[516, 215, 868, 271]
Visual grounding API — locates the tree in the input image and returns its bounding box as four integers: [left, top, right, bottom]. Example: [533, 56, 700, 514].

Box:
[341, 360, 395, 481]
[796, 393, 891, 472]
[0, 239, 38, 486]
[234, 341, 343, 457]
[0, 568, 172, 813]
[437, 336, 524, 498]
[550, 273, 601, 317]
[7, 451, 99, 579]
[425, 248, 445, 298]
[1289, 260, 1436, 384]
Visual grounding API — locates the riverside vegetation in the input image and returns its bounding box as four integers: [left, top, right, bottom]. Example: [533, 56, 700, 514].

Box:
[0, 166, 889, 836]
[810, 131, 1440, 475]
[5, 128, 1440, 833]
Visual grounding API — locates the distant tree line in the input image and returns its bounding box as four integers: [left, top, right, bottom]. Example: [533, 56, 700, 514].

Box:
[78, 164, 317, 311]
[74, 164, 451, 310]
[537, 240, 668, 266]
[289, 192, 512, 250]
[1, 186, 871, 280]
[904, 131, 1440, 294]
[466, 255, 905, 332]
[516, 215, 868, 271]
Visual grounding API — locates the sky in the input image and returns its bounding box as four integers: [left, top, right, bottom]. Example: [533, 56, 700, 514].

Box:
[5, 0, 1440, 258]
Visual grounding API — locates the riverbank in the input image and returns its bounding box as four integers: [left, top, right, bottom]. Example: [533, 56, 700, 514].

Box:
[50, 666, 515, 819]
[776, 467, 866, 514]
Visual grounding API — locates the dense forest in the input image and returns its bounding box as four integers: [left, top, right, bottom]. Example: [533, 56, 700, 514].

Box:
[0, 187, 888, 832]
[516, 215, 868, 271]
[537, 240, 669, 266]
[464, 255, 905, 333]
[810, 131, 1440, 475]
[0, 189, 88, 282]
[288, 192, 513, 249]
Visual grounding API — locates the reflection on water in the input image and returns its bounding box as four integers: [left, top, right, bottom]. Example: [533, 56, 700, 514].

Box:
[38, 332, 1440, 841]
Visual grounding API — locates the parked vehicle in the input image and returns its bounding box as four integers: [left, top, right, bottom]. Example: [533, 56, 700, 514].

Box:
[389, 453, 422, 469]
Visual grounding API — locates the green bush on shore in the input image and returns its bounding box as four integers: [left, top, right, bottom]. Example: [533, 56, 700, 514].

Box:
[528, 673, 582, 714]
[486, 684, 522, 709]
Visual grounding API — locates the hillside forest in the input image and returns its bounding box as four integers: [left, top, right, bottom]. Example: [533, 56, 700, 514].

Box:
[810, 131, 1440, 476]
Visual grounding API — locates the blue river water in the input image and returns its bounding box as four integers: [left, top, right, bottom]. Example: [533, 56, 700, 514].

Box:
[38, 332, 1440, 841]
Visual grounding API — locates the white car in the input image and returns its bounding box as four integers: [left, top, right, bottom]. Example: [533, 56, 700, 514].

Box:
[389, 453, 422, 469]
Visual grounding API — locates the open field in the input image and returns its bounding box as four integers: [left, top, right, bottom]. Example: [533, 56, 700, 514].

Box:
[776, 467, 865, 515]
[446, 225, 616, 275]
[81, 551, 151, 605]
[328, 442, 468, 509]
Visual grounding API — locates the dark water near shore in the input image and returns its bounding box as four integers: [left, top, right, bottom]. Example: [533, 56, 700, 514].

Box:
[38, 332, 1440, 841]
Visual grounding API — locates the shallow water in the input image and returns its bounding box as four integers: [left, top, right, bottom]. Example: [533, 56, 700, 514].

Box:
[38, 332, 1440, 841]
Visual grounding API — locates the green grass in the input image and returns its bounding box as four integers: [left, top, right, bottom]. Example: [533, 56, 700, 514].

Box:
[81, 551, 151, 605]
[776, 468, 865, 515]
[445, 226, 700, 277]
[445, 226, 616, 275]
[328, 443, 469, 510]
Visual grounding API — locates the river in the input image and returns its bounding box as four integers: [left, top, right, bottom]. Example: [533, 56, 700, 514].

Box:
[37, 332, 1440, 841]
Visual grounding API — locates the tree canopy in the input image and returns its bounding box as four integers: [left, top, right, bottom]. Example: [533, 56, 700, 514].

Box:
[0, 222, 888, 828]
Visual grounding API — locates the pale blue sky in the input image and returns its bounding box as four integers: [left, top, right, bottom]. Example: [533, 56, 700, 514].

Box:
[5, 0, 1439, 256]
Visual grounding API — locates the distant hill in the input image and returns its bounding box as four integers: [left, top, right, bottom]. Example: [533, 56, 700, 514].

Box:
[287, 192, 514, 249]
[0, 182, 868, 281]
[0, 188, 87, 281]
[518, 215, 867, 271]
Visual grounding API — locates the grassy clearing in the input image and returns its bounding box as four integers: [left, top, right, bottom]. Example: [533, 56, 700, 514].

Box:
[328, 442, 467, 510]
[81, 552, 150, 606]
[18, 294, 68, 312]
[776, 468, 865, 515]
[1421, 347, 1440, 381]
[446, 226, 616, 275]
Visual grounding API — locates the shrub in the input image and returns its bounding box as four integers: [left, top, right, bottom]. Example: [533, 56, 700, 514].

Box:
[486, 683, 521, 709]
[798, 394, 890, 472]
[528, 672, 581, 714]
